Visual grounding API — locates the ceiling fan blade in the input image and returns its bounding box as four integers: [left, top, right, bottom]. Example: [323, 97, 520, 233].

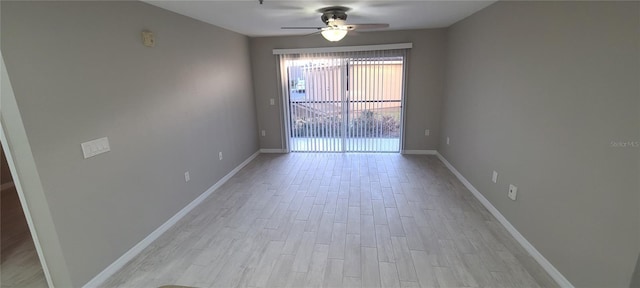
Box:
[304, 31, 323, 37]
[346, 23, 390, 30]
[281, 27, 323, 30]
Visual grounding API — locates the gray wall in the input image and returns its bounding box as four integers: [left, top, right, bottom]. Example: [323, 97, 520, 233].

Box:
[440, 1, 640, 287]
[250, 29, 445, 151]
[1, 1, 258, 286]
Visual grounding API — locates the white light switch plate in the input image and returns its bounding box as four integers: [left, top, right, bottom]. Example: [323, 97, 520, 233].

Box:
[270, 98, 275, 105]
[81, 137, 110, 159]
[492, 171, 498, 183]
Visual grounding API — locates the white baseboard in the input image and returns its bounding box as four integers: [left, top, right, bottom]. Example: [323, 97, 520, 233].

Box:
[435, 152, 573, 288]
[260, 148, 287, 153]
[402, 150, 437, 155]
[82, 150, 260, 288]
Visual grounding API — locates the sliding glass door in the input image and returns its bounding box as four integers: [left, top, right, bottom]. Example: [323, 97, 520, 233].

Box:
[282, 50, 405, 153]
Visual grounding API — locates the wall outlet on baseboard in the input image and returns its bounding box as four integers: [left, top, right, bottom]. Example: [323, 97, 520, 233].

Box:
[184, 171, 190, 182]
[261, 130, 266, 137]
[492, 171, 498, 183]
[508, 184, 517, 201]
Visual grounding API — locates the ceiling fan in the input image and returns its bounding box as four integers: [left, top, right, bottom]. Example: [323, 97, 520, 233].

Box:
[281, 6, 390, 42]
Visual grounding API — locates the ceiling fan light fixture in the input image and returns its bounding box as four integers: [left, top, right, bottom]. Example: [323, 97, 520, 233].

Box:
[281, 6, 389, 42]
[321, 27, 348, 42]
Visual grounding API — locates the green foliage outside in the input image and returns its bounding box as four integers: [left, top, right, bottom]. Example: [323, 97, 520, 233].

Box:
[291, 110, 400, 138]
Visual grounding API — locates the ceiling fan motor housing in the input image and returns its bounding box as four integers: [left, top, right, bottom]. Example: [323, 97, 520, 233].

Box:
[320, 6, 349, 25]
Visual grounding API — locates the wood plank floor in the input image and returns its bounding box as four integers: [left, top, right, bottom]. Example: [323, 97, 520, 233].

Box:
[101, 153, 558, 288]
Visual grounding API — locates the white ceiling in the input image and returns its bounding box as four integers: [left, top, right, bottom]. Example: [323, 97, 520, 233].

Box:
[143, 0, 496, 37]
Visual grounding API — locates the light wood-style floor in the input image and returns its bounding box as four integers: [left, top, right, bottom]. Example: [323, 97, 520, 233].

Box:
[102, 153, 557, 288]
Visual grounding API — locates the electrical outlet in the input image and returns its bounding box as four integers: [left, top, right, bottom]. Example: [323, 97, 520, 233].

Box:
[219, 152, 223, 160]
[492, 171, 498, 183]
[446, 137, 450, 145]
[424, 129, 430, 136]
[184, 171, 190, 182]
[508, 184, 518, 201]
[270, 98, 275, 105]
[261, 130, 266, 137]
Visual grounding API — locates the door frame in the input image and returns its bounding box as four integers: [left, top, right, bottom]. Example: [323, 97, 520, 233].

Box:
[280, 52, 408, 153]
[274, 43, 413, 154]
[0, 125, 54, 287]
[1, 51, 61, 287]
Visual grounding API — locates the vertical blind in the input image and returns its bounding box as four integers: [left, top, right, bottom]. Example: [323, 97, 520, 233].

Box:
[278, 49, 407, 153]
